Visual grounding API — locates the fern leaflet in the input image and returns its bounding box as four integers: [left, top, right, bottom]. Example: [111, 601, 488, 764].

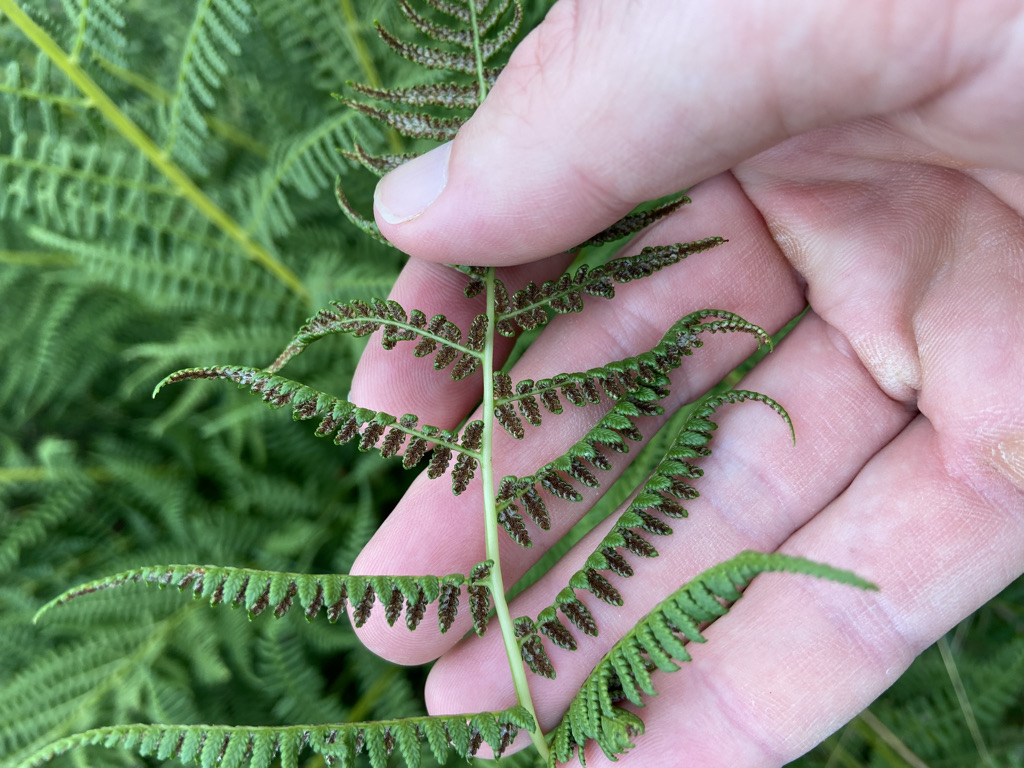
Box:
[511, 391, 793, 666]
[162, 0, 254, 176]
[550, 551, 877, 765]
[154, 366, 487, 494]
[17, 706, 536, 768]
[35, 562, 496, 635]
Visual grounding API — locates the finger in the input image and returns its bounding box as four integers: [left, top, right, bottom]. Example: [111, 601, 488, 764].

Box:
[351, 172, 803, 664]
[428, 129, 1024, 761]
[423, 312, 914, 731]
[572, 147, 1024, 766]
[372, 0, 1019, 263]
[731, 123, 1024, 460]
[576, 412, 1024, 768]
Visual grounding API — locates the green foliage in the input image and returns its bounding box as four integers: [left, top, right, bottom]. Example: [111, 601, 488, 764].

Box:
[19, 707, 538, 768]
[551, 552, 876, 765]
[2, 2, 1022, 768]
[37, 561, 497, 635]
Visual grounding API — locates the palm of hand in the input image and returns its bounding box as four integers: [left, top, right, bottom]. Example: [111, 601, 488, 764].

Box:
[351, 114, 1023, 766]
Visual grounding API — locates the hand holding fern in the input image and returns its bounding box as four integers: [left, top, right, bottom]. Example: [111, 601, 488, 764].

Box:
[354, 1, 1024, 765]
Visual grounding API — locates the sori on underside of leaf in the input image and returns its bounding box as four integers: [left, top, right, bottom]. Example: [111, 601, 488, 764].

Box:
[152, 304, 770, 504]
[34, 561, 496, 636]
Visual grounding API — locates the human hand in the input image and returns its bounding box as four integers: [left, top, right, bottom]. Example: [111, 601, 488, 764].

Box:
[350, 2, 1024, 765]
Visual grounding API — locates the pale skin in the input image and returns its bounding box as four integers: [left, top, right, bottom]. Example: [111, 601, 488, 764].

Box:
[348, 1, 1024, 765]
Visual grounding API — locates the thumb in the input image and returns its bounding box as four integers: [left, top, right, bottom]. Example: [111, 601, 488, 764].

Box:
[372, 0, 984, 265]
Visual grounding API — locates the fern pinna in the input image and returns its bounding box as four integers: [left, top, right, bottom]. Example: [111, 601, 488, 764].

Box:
[22, 2, 875, 768]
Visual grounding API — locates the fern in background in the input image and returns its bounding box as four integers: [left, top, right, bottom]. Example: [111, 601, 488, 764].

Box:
[1, 1, 1021, 768]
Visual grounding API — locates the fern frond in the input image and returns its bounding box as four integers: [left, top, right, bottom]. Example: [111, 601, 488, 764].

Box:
[0, 447, 95, 575]
[155, 365, 487, 493]
[243, 108, 358, 241]
[570, 195, 692, 251]
[337, 0, 522, 190]
[27, 228, 297, 321]
[161, 0, 254, 176]
[255, 622, 348, 723]
[35, 562, 495, 636]
[268, 298, 486, 378]
[0, 117, 169, 234]
[256, 0, 366, 92]
[523, 391, 793, 654]
[0, 4, 309, 298]
[493, 309, 771, 440]
[550, 551, 876, 765]
[18, 705, 536, 768]
[0, 623, 165, 760]
[348, 80, 486, 110]
[493, 237, 727, 336]
[59, 0, 129, 68]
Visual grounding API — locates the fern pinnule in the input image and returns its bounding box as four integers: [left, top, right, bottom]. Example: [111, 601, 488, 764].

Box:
[60, 0, 129, 69]
[0, 623, 165, 760]
[570, 195, 693, 251]
[267, 297, 484, 377]
[490, 388, 676, 548]
[550, 552, 877, 765]
[492, 308, 770, 440]
[16, 706, 536, 768]
[400, 0, 515, 47]
[347, 80, 487, 111]
[373, 23, 479, 75]
[338, 97, 464, 142]
[343, 141, 418, 176]
[159, 365, 491, 493]
[161, 0, 254, 176]
[243, 108, 358, 240]
[491, 238, 728, 337]
[335, 181, 391, 243]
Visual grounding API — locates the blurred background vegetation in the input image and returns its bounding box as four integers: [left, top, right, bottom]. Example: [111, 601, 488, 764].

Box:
[0, 2, 1020, 767]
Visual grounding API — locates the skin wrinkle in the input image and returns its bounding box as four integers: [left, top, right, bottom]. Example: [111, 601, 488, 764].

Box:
[737, 150, 1000, 410]
[909, 4, 1024, 166]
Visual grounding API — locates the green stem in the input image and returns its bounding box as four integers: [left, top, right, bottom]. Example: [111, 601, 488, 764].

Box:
[467, 0, 490, 101]
[938, 636, 994, 768]
[0, 466, 111, 483]
[0, 250, 75, 267]
[481, 267, 549, 762]
[0, 0, 309, 303]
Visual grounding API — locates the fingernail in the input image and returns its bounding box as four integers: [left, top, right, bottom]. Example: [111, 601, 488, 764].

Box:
[374, 141, 452, 224]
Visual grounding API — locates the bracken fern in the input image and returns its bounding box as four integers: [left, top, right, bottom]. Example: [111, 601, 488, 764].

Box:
[4, 2, 1016, 768]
